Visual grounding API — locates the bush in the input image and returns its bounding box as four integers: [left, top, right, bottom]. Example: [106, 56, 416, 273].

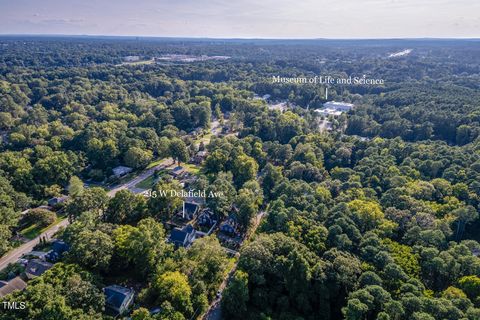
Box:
[0, 263, 25, 281]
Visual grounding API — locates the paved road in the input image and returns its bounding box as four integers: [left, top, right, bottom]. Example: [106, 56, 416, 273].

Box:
[0, 158, 174, 272]
[108, 157, 173, 196]
[0, 220, 68, 271]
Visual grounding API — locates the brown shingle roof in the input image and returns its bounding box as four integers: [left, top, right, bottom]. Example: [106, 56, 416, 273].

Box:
[0, 277, 27, 297]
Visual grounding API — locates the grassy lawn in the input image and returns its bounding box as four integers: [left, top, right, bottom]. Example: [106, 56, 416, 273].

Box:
[147, 158, 166, 169]
[183, 163, 200, 174]
[194, 132, 212, 144]
[20, 217, 64, 240]
[135, 175, 157, 190]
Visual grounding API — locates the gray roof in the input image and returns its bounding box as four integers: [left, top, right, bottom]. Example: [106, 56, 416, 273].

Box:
[183, 202, 199, 218]
[169, 225, 196, 247]
[112, 166, 133, 177]
[0, 277, 27, 297]
[104, 285, 134, 310]
[25, 259, 53, 277]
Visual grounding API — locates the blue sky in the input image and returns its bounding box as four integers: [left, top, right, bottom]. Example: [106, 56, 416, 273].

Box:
[0, 0, 479, 38]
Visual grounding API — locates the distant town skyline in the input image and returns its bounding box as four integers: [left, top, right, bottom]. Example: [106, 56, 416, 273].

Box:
[0, 0, 479, 39]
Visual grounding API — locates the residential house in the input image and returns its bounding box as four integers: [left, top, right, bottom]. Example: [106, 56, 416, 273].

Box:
[182, 177, 198, 189]
[182, 201, 199, 220]
[112, 166, 133, 178]
[198, 209, 217, 227]
[47, 195, 68, 207]
[0, 277, 27, 298]
[220, 215, 238, 235]
[25, 259, 53, 279]
[193, 150, 208, 164]
[169, 225, 196, 248]
[24, 251, 49, 260]
[52, 240, 69, 255]
[170, 166, 188, 179]
[104, 285, 135, 316]
[46, 239, 70, 262]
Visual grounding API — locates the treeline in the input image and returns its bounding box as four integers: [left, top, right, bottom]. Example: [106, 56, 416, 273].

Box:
[347, 83, 480, 144]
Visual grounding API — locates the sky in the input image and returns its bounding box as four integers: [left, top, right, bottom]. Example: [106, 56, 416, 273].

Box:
[0, 0, 479, 39]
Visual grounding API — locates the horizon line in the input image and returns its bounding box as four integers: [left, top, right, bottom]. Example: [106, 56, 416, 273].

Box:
[0, 33, 480, 41]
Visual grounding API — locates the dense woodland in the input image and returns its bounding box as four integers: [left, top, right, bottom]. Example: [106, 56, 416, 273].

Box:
[1, 36, 480, 320]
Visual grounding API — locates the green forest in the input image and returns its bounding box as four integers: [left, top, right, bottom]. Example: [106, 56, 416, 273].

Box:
[1, 36, 480, 320]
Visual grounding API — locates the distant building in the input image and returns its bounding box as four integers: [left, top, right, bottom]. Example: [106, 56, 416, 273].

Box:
[315, 101, 355, 117]
[268, 102, 289, 112]
[25, 259, 53, 279]
[169, 225, 196, 248]
[104, 285, 135, 316]
[0, 277, 27, 298]
[123, 56, 140, 62]
[112, 166, 133, 178]
[323, 101, 355, 111]
[318, 120, 333, 132]
[155, 54, 230, 63]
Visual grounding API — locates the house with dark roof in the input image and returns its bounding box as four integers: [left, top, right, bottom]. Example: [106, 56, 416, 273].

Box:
[52, 239, 69, 255]
[0, 277, 27, 297]
[169, 225, 196, 248]
[220, 215, 238, 236]
[170, 166, 187, 179]
[47, 195, 68, 207]
[25, 259, 53, 279]
[104, 285, 134, 316]
[198, 209, 217, 228]
[46, 240, 70, 262]
[182, 201, 199, 220]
